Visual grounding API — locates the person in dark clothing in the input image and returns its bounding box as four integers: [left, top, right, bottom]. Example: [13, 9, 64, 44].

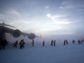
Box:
[0, 39, 7, 50]
[78, 40, 81, 44]
[19, 40, 24, 49]
[64, 40, 68, 45]
[64, 41, 66, 45]
[51, 40, 53, 46]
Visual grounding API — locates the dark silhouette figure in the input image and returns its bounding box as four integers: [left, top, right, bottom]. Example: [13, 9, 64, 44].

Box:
[32, 40, 34, 47]
[0, 39, 7, 50]
[64, 41, 66, 45]
[51, 40, 53, 46]
[43, 41, 45, 46]
[19, 39, 24, 49]
[64, 40, 68, 45]
[13, 40, 18, 48]
[78, 40, 80, 44]
[54, 40, 56, 46]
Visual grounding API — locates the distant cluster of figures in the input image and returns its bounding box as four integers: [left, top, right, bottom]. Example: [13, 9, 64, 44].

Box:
[0, 39, 84, 50]
[13, 39, 25, 49]
[51, 39, 84, 46]
[51, 40, 56, 46]
[0, 39, 26, 50]
[13, 39, 35, 49]
[64, 39, 84, 45]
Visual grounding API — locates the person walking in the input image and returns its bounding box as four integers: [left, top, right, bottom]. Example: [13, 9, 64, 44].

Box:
[0, 39, 7, 50]
[54, 40, 56, 46]
[78, 40, 80, 44]
[51, 40, 53, 46]
[43, 41, 45, 46]
[13, 40, 18, 48]
[72, 40, 75, 44]
[32, 40, 34, 47]
[19, 39, 24, 49]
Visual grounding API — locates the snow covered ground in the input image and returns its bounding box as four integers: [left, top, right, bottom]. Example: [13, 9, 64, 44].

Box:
[0, 42, 84, 63]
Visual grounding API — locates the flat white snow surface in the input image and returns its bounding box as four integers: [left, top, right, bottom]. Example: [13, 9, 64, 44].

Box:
[0, 42, 84, 63]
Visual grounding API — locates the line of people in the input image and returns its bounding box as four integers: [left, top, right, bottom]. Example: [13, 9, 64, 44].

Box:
[0, 39, 84, 50]
[12, 39, 84, 49]
[78, 40, 83, 44]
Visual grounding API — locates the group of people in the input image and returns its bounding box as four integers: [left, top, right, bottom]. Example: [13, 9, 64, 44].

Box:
[78, 40, 83, 44]
[0, 39, 84, 50]
[13, 39, 25, 49]
[51, 40, 56, 46]
[64, 39, 84, 45]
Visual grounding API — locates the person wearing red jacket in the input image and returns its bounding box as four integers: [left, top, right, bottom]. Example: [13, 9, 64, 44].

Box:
[32, 40, 34, 47]
[64, 40, 68, 45]
[43, 41, 45, 46]
[19, 39, 24, 49]
[66, 40, 68, 44]
[54, 40, 56, 46]
[23, 42, 25, 47]
[13, 40, 18, 48]
[72, 40, 75, 44]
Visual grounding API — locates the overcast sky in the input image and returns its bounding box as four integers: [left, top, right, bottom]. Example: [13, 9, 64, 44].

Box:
[0, 0, 84, 41]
